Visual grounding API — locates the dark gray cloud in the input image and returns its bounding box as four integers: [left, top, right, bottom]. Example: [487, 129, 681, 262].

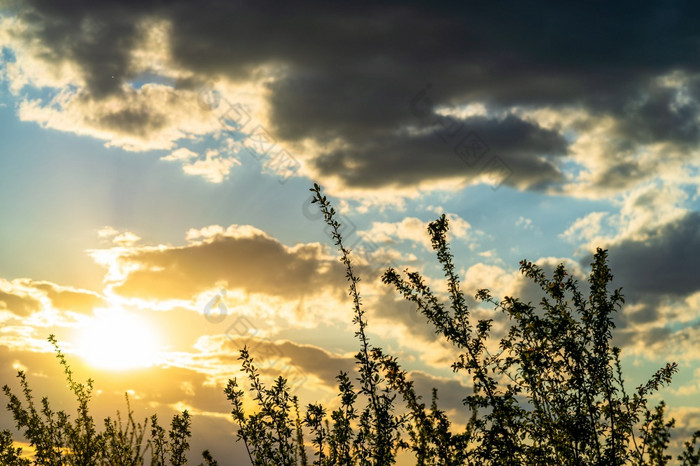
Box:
[96, 103, 168, 137]
[13, 1, 143, 97]
[610, 212, 700, 299]
[606, 212, 700, 332]
[7, 0, 700, 189]
[615, 82, 700, 146]
[568, 212, 700, 333]
[311, 113, 566, 190]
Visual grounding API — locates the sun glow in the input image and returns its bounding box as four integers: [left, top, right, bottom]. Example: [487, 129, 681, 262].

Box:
[76, 308, 161, 371]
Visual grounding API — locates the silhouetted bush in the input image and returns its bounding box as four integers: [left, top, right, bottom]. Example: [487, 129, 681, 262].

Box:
[227, 184, 700, 465]
[2, 183, 698, 465]
[1, 336, 217, 465]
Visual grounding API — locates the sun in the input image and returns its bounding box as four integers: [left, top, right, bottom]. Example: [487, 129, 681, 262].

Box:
[76, 308, 161, 371]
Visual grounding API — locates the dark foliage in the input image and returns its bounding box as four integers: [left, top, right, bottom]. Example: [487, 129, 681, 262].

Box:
[2, 184, 698, 465]
[227, 184, 699, 465]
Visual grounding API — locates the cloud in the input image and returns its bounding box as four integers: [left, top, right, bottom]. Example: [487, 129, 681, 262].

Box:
[308, 112, 567, 191]
[113, 231, 141, 246]
[567, 209, 700, 310]
[97, 227, 142, 247]
[360, 213, 472, 253]
[23, 281, 105, 313]
[161, 147, 198, 162]
[0, 280, 41, 317]
[361, 217, 434, 250]
[90, 224, 346, 302]
[516, 216, 534, 230]
[2, 1, 699, 194]
[555, 209, 700, 358]
[97, 226, 120, 239]
[189, 333, 473, 416]
[16, 85, 219, 151]
[608, 211, 700, 298]
[368, 288, 442, 344]
[560, 212, 610, 252]
[0, 278, 103, 318]
[672, 368, 700, 396]
[162, 147, 241, 183]
[179, 149, 240, 183]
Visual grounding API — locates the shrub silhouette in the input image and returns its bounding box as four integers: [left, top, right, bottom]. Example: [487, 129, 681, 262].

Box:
[227, 184, 700, 465]
[2, 183, 699, 465]
[1, 336, 218, 465]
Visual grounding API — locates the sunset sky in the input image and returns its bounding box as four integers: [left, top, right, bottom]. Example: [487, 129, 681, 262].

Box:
[1, 1, 700, 462]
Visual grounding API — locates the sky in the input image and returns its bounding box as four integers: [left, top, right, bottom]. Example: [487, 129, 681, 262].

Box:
[0, 0, 699, 463]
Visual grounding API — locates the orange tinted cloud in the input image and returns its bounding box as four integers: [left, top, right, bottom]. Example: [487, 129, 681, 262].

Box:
[20, 280, 105, 314]
[94, 225, 346, 301]
[0, 287, 41, 317]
